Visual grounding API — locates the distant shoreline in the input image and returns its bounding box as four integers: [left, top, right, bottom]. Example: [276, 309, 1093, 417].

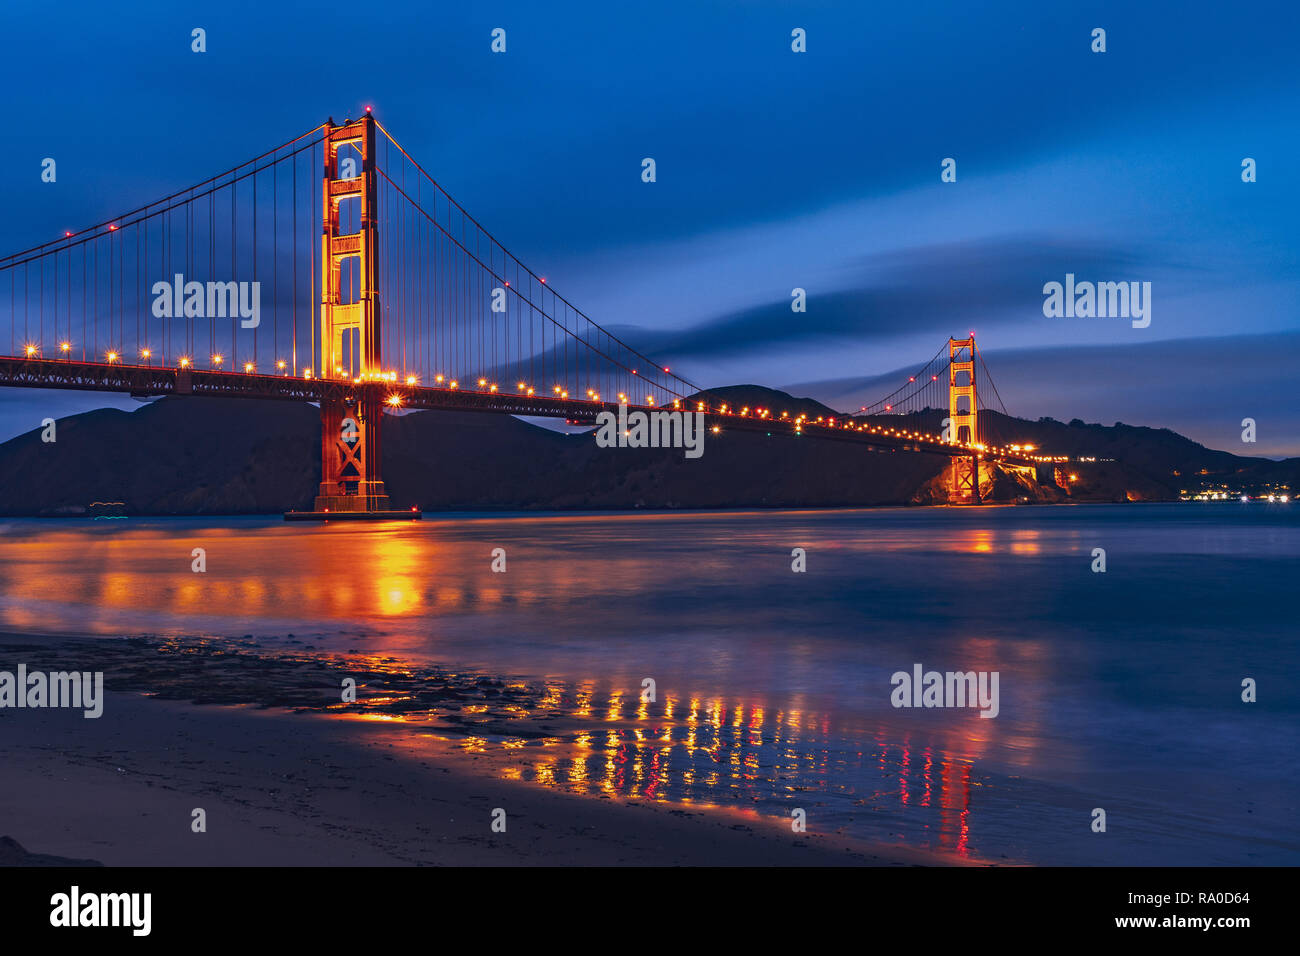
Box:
[0, 499, 1160, 520]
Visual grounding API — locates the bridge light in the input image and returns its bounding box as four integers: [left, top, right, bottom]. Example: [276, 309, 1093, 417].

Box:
[490, 384, 498, 392]
[64, 231, 72, 237]
[244, 362, 255, 373]
[909, 377, 915, 382]
[663, 367, 670, 373]
[106, 351, 119, 363]
[277, 360, 287, 371]
[179, 357, 191, 368]
[449, 380, 459, 389]
[212, 354, 223, 366]
[60, 342, 71, 353]
[539, 277, 545, 283]
[435, 374, 444, 383]
[386, 394, 402, 406]
[108, 224, 117, 231]
[526, 387, 534, 396]
[406, 375, 417, 385]
[24, 344, 37, 356]
[140, 348, 151, 359]
[517, 382, 526, 390]
[561, 390, 568, 399]
[478, 378, 487, 387]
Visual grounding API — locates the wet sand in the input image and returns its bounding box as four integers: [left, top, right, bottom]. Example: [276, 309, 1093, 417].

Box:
[0, 634, 959, 866]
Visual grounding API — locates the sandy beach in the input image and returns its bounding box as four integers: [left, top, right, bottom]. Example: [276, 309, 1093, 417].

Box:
[0, 634, 955, 867]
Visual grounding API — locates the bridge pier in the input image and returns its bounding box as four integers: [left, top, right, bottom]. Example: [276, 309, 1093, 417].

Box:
[312, 393, 392, 512]
[948, 453, 983, 505]
[285, 392, 417, 519]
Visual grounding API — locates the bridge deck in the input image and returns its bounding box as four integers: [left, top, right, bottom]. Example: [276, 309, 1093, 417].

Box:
[0, 356, 1039, 464]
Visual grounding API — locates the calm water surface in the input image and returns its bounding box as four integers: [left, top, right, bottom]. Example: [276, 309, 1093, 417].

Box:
[2, 503, 1296, 865]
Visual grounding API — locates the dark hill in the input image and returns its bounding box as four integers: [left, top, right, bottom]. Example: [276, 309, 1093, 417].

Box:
[687, 385, 840, 421]
[0, 395, 949, 515]
[0, 393, 1292, 515]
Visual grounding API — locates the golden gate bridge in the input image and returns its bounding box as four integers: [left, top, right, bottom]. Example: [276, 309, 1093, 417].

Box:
[0, 113, 1044, 516]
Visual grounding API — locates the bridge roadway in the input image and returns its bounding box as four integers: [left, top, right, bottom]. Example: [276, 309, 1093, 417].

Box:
[0, 356, 1039, 466]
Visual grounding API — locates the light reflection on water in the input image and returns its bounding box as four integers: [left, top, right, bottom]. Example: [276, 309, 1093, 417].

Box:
[334, 674, 986, 860]
[481, 695, 980, 856]
[1, 505, 1297, 865]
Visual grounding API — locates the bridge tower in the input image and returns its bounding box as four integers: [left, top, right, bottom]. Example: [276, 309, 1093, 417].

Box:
[948, 336, 981, 503]
[313, 114, 391, 514]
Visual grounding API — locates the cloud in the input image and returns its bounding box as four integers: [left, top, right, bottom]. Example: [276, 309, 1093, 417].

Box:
[605, 234, 1192, 362]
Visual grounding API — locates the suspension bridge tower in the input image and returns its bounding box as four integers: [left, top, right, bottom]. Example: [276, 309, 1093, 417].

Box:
[948, 335, 981, 503]
[292, 114, 411, 520]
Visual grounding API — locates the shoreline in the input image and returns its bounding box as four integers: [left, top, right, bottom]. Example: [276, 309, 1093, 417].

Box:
[0, 499, 1171, 519]
[1, 634, 972, 867]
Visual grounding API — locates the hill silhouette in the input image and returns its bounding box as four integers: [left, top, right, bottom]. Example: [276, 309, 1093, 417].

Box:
[0, 386, 1292, 515]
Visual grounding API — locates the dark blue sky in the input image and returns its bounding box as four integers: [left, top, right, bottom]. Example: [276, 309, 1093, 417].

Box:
[1, 0, 1297, 453]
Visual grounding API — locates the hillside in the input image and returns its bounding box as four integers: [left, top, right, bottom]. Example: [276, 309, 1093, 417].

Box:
[0, 387, 1291, 515]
